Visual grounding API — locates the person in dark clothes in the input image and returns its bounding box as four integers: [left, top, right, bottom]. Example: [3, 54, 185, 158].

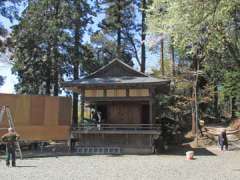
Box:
[70, 134, 77, 152]
[1, 128, 20, 167]
[92, 110, 98, 123]
[218, 129, 228, 151]
[96, 111, 102, 130]
[152, 138, 158, 154]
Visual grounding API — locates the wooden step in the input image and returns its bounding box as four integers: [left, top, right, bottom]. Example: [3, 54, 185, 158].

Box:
[76, 147, 121, 155]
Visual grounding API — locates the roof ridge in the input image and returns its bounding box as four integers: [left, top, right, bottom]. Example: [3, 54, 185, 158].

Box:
[113, 58, 148, 77]
[86, 58, 148, 78]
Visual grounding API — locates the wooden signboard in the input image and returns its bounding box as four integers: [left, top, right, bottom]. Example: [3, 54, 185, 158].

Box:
[0, 93, 72, 141]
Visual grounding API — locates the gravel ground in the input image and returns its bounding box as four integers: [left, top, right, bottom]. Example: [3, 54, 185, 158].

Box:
[0, 146, 240, 180]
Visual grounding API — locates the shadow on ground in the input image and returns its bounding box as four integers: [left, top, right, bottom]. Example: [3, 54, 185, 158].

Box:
[15, 165, 37, 168]
[160, 145, 216, 156]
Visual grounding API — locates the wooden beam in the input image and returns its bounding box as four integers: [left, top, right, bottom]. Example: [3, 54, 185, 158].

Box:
[66, 82, 170, 89]
[85, 96, 152, 102]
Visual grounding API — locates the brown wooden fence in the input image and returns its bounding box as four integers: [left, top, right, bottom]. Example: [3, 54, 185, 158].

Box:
[0, 93, 72, 141]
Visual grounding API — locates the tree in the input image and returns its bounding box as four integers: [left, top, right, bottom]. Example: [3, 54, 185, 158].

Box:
[12, 0, 95, 125]
[147, 0, 240, 135]
[64, 0, 94, 126]
[140, 0, 146, 73]
[0, 0, 24, 51]
[223, 70, 240, 118]
[96, 0, 140, 66]
[12, 0, 69, 95]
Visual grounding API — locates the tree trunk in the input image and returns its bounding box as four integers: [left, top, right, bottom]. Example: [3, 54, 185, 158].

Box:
[72, 63, 79, 126]
[140, 0, 146, 73]
[192, 90, 196, 135]
[170, 43, 175, 76]
[192, 57, 198, 135]
[46, 45, 51, 95]
[53, 1, 60, 96]
[116, 0, 122, 58]
[117, 29, 121, 57]
[160, 39, 164, 76]
[72, 2, 82, 126]
[53, 58, 59, 96]
[213, 83, 219, 118]
[232, 97, 237, 119]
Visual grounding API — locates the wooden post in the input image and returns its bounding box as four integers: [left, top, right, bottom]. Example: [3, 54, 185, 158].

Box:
[149, 99, 153, 124]
[80, 88, 85, 123]
[149, 88, 155, 124]
[149, 135, 152, 148]
[126, 88, 129, 97]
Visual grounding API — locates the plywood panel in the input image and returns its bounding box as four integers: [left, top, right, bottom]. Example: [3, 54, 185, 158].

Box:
[0, 94, 72, 141]
[0, 94, 17, 126]
[15, 95, 30, 126]
[0, 126, 70, 141]
[44, 96, 59, 126]
[30, 96, 45, 125]
[58, 97, 72, 126]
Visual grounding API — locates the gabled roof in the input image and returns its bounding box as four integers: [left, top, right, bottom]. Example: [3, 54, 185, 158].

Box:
[86, 58, 147, 78]
[63, 76, 169, 87]
[62, 58, 170, 88]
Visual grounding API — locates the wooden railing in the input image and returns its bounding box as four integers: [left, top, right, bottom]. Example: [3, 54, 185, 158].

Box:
[72, 124, 161, 131]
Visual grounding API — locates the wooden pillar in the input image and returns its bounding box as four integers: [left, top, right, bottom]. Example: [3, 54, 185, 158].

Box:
[149, 88, 155, 124]
[126, 88, 129, 97]
[152, 98, 156, 124]
[149, 99, 153, 124]
[80, 88, 85, 123]
[149, 135, 152, 146]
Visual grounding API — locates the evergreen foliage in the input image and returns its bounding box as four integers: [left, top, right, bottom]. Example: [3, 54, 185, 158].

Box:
[148, 0, 240, 125]
[94, 0, 140, 66]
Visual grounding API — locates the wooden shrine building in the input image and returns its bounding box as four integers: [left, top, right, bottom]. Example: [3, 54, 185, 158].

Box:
[63, 59, 170, 154]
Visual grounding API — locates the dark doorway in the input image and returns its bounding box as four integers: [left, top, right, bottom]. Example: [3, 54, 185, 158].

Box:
[141, 104, 149, 124]
[97, 104, 107, 123]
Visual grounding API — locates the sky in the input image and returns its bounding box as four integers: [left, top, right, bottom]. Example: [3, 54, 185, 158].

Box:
[0, 13, 19, 94]
[0, 55, 18, 94]
[0, 2, 161, 94]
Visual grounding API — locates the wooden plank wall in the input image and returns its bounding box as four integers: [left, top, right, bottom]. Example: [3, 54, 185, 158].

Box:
[0, 93, 71, 141]
[129, 89, 149, 97]
[85, 88, 149, 98]
[106, 89, 126, 97]
[107, 102, 141, 124]
[85, 89, 104, 97]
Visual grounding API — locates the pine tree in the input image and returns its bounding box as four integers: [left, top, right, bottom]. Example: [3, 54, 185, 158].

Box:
[64, 0, 94, 126]
[12, 0, 69, 95]
[96, 0, 139, 66]
[140, 0, 146, 73]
